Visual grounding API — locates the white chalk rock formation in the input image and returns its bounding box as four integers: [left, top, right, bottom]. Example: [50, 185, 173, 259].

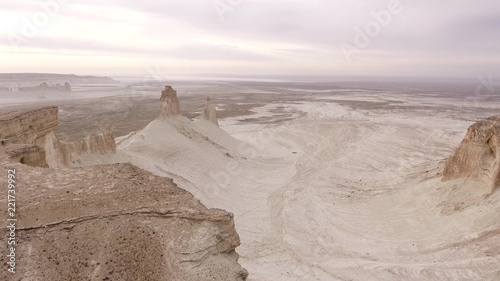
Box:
[117, 87, 243, 204]
[159, 86, 181, 118]
[442, 116, 500, 194]
[203, 96, 219, 126]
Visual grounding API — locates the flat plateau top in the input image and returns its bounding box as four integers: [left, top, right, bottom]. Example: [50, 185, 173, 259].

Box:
[0, 106, 57, 121]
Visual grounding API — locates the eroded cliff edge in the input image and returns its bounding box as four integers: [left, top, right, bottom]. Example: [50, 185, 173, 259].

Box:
[0, 162, 248, 281]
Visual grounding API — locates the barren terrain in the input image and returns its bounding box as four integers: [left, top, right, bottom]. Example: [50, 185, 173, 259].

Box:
[1, 76, 499, 280]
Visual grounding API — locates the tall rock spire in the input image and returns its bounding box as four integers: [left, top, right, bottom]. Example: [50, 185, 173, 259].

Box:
[159, 86, 181, 118]
[203, 96, 219, 126]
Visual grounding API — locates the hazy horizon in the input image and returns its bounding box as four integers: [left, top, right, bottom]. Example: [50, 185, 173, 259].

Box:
[1, 0, 499, 78]
[0, 72, 490, 83]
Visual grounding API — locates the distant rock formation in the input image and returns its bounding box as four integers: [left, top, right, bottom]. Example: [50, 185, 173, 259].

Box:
[0, 162, 248, 280]
[63, 82, 72, 91]
[0, 107, 115, 167]
[0, 73, 116, 84]
[442, 116, 500, 194]
[18, 82, 72, 92]
[203, 96, 219, 126]
[159, 86, 180, 118]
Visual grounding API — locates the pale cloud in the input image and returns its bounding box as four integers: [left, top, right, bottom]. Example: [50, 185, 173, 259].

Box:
[0, 0, 499, 77]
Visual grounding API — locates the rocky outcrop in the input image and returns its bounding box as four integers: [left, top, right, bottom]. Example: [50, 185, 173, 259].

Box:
[203, 96, 219, 126]
[0, 107, 116, 168]
[159, 86, 181, 118]
[0, 162, 248, 280]
[442, 116, 500, 194]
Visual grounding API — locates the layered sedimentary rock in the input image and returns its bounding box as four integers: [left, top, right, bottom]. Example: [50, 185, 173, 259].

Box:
[159, 86, 181, 118]
[203, 96, 219, 126]
[0, 162, 248, 280]
[0, 107, 116, 168]
[442, 116, 500, 194]
[5, 144, 47, 167]
[0, 107, 58, 147]
[58, 128, 116, 164]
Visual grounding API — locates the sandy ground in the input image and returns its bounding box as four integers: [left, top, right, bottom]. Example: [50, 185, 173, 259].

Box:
[1, 78, 499, 280]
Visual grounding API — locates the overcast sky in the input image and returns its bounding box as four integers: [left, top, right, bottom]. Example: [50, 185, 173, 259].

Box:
[1, 0, 499, 78]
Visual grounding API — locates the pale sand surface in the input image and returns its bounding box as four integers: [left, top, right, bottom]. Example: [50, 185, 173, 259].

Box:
[1, 78, 499, 280]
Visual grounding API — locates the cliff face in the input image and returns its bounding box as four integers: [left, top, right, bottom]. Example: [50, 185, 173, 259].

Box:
[56, 128, 116, 166]
[159, 86, 181, 118]
[0, 107, 116, 168]
[0, 162, 248, 281]
[0, 107, 58, 146]
[442, 116, 500, 194]
[203, 96, 219, 126]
